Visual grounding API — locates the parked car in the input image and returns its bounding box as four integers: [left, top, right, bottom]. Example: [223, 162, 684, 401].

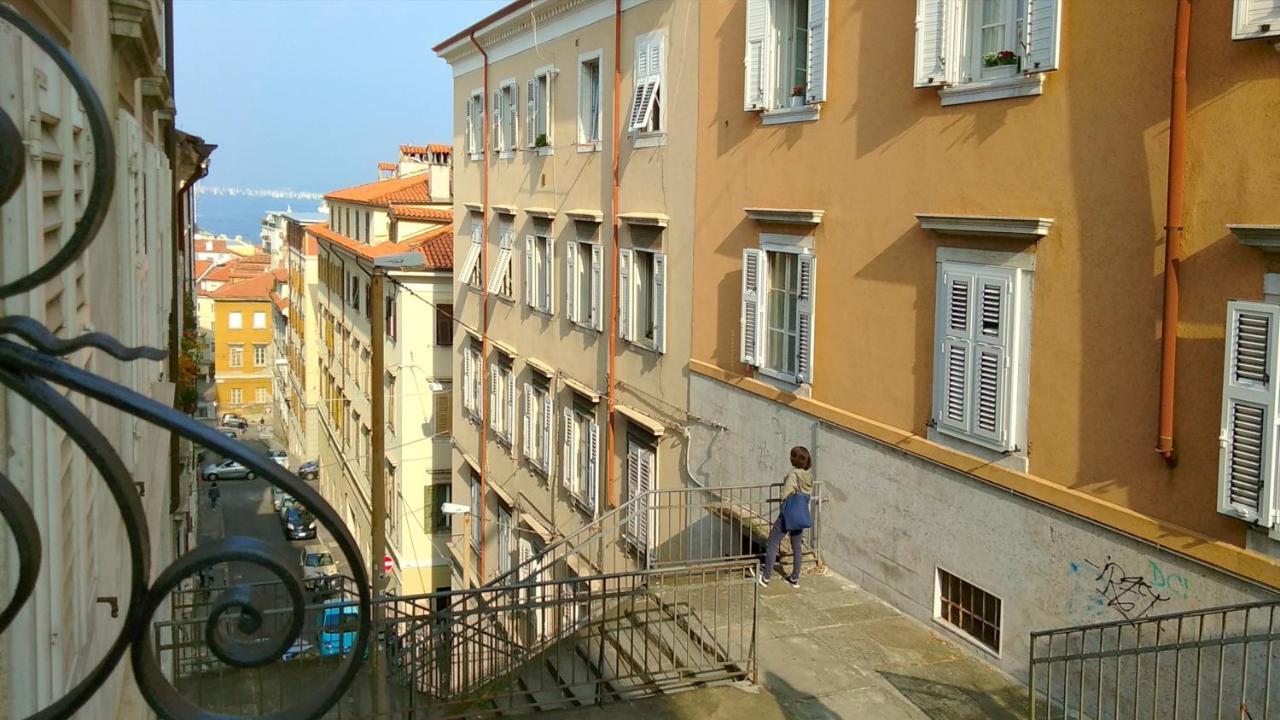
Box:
[281, 506, 316, 540]
[297, 459, 319, 481]
[271, 486, 293, 511]
[202, 459, 254, 481]
[215, 426, 241, 439]
[281, 638, 315, 662]
[278, 496, 300, 519]
[318, 602, 361, 657]
[221, 415, 249, 430]
[299, 544, 339, 592]
[267, 449, 287, 467]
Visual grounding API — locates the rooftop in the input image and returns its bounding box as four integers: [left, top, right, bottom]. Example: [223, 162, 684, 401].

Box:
[324, 175, 430, 207]
[307, 222, 453, 270]
[400, 143, 452, 156]
[389, 204, 453, 223]
[210, 271, 275, 301]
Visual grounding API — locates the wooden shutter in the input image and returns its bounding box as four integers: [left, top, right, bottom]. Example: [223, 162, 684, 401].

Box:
[936, 266, 974, 436]
[492, 90, 501, 149]
[562, 408, 575, 490]
[489, 363, 500, 431]
[465, 93, 474, 153]
[545, 237, 556, 315]
[436, 392, 452, 435]
[740, 249, 765, 365]
[524, 235, 536, 306]
[463, 349, 475, 412]
[510, 82, 519, 150]
[914, 0, 950, 87]
[1022, 0, 1062, 74]
[637, 448, 654, 555]
[618, 249, 634, 341]
[654, 253, 667, 354]
[542, 394, 555, 474]
[590, 243, 603, 331]
[1234, 0, 1280, 39]
[587, 418, 600, 515]
[461, 224, 483, 285]
[806, 0, 830, 103]
[526, 79, 537, 147]
[744, 0, 769, 110]
[796, 254, 816, 383]
[487, 232, 514, 295]
[971, 273, 1012, 448]
[625, 444, 642, 543]
[565, 240, 579, 322]
[517, 538, 534, 581]
[628, 40, 661, 132]
[1218, 301, 1280, 526]
[506, 367, 517, 444]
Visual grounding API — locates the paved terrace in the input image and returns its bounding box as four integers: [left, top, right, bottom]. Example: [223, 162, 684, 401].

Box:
[549, 569, 1028, 720]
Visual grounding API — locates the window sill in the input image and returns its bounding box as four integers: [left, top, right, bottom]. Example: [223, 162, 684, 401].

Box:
[626, 338, 663, 356]
[569, 492, 594, 516]
[498, 150, 516, 160]
[468, 153, 483, 161]
[575, 142, 601, 153]
[528, 305, 554, 318]
[529, 146, 554, 157]
[573, 320, 601, 334]
[760, 104, 821, 126]
[926, 426, 1027, 473]
[754, 366, 811, 398]
[938, 74, 1044, 107]
[632, 132, 666, 149]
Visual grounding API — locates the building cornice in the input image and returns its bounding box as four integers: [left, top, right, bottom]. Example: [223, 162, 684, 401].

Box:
[745, 208, 824, 226]
[915, 213, 1053, 241]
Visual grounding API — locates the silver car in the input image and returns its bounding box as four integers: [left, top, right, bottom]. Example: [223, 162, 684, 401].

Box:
[202, 459, 255, 481]
[300, 545, 338, 592]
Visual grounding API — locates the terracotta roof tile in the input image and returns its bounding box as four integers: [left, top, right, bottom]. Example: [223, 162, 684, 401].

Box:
[210, 271, 275, 301]
[416, 232, 453, 270]
[378, 162, 397, 171]
[270, 291, 289, 312]
[272, 266, 287, 281]
[400, 144, 452, 156]
[324, 175, 429, 207]
[307, 223, 453, 269]
[389, 204, 453, 223]
[194, 259, 213, 278]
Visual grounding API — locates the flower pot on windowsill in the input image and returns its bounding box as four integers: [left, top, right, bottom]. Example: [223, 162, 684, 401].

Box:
[789, 95, 805, 108]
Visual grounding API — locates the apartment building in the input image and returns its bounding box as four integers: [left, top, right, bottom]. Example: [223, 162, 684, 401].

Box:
[436, 0, 698, 588]
[279, 213, 324, 466]
[688, 0, 1280, 681]
[311, 164, 455, 595]
[0, 1, 204, 717]
[211, 272, 275, 419]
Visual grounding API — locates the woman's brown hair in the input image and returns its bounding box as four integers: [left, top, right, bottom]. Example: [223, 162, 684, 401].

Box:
[789, 445, 812, 470]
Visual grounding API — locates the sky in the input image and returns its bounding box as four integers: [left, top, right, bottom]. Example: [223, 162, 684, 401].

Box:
[174, 0, 506, 193]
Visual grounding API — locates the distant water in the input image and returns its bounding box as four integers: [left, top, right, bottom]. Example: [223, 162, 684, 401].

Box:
[195, 193, 327, 243]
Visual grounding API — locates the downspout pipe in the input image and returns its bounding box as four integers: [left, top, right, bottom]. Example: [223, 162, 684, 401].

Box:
[471, 30, 491, 581]
[606, 0, 622, 509]
[1156, 0, 1191, 467]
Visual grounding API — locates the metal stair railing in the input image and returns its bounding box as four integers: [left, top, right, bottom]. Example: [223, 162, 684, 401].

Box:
[1029, 597, 1280, 719]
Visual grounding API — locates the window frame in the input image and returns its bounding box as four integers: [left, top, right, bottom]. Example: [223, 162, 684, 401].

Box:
[619, 247, 667, 354]
[435, 303, 455, 346]
[228, 311, 243, 330]
[741, 232, 815, 386]
[230, 388, 242, 405]
[253, 343, 268, 367]
[466, 89, 485, 160]
[526, 233, 556, 316]
[228, 344, 244, 369]
[629, 30, 667, 146]
[577, 50, 604, 150]
[565, 239, 603, 332]
[529, 66, 556, 154]
[495, 79, 518, 158]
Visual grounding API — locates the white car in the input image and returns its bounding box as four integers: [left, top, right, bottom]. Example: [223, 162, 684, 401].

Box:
[300, 545, 339, 592]
[267, 449, 287, 467]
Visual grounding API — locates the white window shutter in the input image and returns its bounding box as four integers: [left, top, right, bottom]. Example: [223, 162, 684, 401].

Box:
[487, 233, 513, 295]
[1022, 0, 1062, 74]
[465, 95, 474, 153]
[914, 0, 950, 87]
[489, 363, 500, 431]
[565, 240, 579, 323]
[1233, 0, 1280, 39]
[587, 418, 600, 516]
[562, 408, 575, 490]
[524, 235, 535, 307]
[740, 249, 766, 365]
[625, 445, 642, 543]
[970, 273, 1012, 449]
[590, 243, 603, 331]
[510, 84, 519, 149]
[507, 369, 517, 443]
[1218, 301, 1280, 526]
[654, 253, 667, 354]
[806, 0, 830, 103]
[637, 448, 654, 554]
[628, 77, 660, 132]
[936, 266, 975, 436]
[492, 90, 501, 149]
[744, 0, 769, 110]
[618, 249, 634, 341]
[542, 394, 555, 473]
[527, 79, 537, 148]
[546, 238, 556, 315]
[522, 384, 534, 458]
[463, 349, 475, 412]
[517, 538, 533, 581]
[796, 254, 816, 383]
[461, 225, 483, 285]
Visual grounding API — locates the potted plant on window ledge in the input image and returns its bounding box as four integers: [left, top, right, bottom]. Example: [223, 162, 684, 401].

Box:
[534, 133, 550, 150]
[790, 84, 806, 108]
[983, 51, 1020, 75]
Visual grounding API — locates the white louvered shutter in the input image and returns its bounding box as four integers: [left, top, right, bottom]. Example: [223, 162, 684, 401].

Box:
[526, 79, 537, 148]
[510, 83, 519, 150]
[542, 394, 555, 473]
[626, 445, 642, 544]
[796, 254, 816, 383]
[463, 349, 475, 412]
[1233, 0, 1280, 39]
[465, 94, 474, 153]
[590, 243, 603, 331]
[806, 0, 830, 103]
[562, 408, 575, 490]
[1022, 0, 1062, 74]
[492, 90, 501, 150]
[489, 364, 500, 431]
[971, 272, 1012, 449]
[587, 418, 600, 515]
[565, 241, 579, 322]
[461, 224, 483, 286]
[914, 0, 950, 87]
[740, 249, 766, 365]
[507, 369, 517, 444]
[517, 538, 534, 581]
[629, 40, 661, 132]
[618, 249, 634, 341]
[545, 238, 556, 315]
[637, 448, 654, 556]
[744, 0, 769, 110]
[523, 385, 535, 458]
[936, 266, 974, 436]
[1218, 301, 1280, 526]
[653, 253, 667, 354]
[525, 235, 535, 306]
[487, 233, 514, 295]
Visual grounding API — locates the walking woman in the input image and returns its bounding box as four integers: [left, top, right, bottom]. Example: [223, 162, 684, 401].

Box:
[759, 445, 813, 588]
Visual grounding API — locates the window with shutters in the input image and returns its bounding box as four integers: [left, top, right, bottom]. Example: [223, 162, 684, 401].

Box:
[619, 248, 667, 353]
[624, 433, 657, 554]
[426, 475, 452, 532]
[229, 344, 245, 369]
[523, 374, 554, 476]
[930, 257, 1030, 458]
[739, 235, 815, 385]
[526, 234, 555, 315]
[528, 67, 555, 152]
[462, 340, 484, 423]
[914, 0, 1062, 107]
[494, 80, 518, 157]
[1217, 301, 1280, 527]
[577, 52, 603, 149]
[497, 505, 513, 575]
[1233, 0, 1280, 40]
[465, 90, 484, 159]
[434, 390, 453, 437]
[743, 0, 827, 124]
[460, 216, 484, 289]
[386, 372, 396, 434]
[566, 240, 602, 331]
[490, 353, 516, 448]
[468, 468, 482, 550]
[436, 303, 455, 346]
[563, 394, 600, 515]
[487, 227, 515, 299]
[629, 32, 666, 144]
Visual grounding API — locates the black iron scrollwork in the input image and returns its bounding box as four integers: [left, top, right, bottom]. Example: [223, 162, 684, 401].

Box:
[0, 5, 372, 719]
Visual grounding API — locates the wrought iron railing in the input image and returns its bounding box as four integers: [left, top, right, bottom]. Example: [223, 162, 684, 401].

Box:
[1029, 598, 1280, 719]
[0, 7, 372, 718]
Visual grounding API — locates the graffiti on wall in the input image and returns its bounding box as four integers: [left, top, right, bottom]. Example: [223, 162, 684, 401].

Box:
[1066, 557, 1190, 621]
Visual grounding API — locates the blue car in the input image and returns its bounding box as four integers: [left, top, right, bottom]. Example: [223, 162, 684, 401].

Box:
[318, 602, 361, 657]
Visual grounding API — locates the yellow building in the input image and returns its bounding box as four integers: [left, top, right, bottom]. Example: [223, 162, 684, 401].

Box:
[212, 272, 276, 419]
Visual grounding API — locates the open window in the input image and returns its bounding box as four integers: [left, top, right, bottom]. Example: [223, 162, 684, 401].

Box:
[527, 67, 555, 153]
[740, 235, 815, 385]
[619, 248, 667, 353]
[628, 32, 665, 140]
[744, 0, 828, 123]
[578, 52, 602, 149]
[465, 90, 484, 159]
[525, 233, 556, 315]
[1218, 301, 1280, 527]
[565, 239, 603, 332]
[522, 373, 555, 476]
[562, 394, 599, 516]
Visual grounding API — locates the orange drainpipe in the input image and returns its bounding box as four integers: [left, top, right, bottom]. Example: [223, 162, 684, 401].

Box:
[606, 0, 622, 509]
[1156, 0, 1191, 467]
[471, 30, 491, 579]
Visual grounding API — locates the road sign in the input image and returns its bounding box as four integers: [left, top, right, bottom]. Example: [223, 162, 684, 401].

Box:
[383, 555, 394, 574]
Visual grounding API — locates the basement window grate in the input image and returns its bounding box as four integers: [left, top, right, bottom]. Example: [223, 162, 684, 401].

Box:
[937, 568, 1002, 654]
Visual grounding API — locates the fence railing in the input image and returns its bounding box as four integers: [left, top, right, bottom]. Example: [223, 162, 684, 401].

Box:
[1029, 598, 1280, 719]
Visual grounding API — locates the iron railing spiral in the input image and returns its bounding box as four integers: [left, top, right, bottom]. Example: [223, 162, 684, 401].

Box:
[0, 5, 371, 719]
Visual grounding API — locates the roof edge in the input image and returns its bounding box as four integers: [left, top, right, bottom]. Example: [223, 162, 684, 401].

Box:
[432, 0, 533, 55]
